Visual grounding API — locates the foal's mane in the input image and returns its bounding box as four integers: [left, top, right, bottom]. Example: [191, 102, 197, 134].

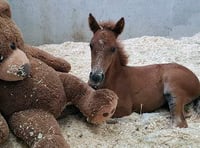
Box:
[99, 21, 129, 66]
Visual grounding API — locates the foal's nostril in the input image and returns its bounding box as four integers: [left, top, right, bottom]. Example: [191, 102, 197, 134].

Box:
[89, 72, 93, 78]
[111, 108, 115, 114]
[101, 73, 105, 80]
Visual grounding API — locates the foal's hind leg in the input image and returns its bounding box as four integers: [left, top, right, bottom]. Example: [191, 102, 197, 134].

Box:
[165, 93, 188, 128]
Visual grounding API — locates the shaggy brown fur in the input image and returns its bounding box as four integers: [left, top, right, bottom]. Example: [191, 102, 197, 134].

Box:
[88, 13, 200, 128]
[0, 2, 118, 147]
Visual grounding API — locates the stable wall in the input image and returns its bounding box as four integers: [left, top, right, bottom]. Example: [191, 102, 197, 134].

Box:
[8, 0, 200, 45]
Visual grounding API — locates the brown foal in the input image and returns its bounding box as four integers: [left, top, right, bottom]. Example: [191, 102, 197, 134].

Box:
[87, 13, 200, 128]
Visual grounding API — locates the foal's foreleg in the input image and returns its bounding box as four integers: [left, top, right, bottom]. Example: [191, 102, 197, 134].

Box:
[165, 93, 188, 128]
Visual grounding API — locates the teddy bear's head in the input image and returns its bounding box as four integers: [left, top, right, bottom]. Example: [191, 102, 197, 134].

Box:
[0, 0, 31, 81]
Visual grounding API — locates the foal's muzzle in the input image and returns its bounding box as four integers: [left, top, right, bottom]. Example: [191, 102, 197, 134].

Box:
[89, 71, 104, 88]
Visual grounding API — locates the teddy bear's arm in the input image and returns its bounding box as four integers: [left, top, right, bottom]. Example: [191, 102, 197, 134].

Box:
[59, 72, 118, 124]
[24, 44, 71, 73]
[0, 113, 9, 145]
[9, 109, 70, 148]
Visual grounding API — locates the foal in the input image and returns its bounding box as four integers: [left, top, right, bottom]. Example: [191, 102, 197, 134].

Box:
[88, 13, 200, 128]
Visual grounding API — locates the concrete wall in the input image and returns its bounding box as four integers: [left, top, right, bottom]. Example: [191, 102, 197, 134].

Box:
[8, 0, 200, 45]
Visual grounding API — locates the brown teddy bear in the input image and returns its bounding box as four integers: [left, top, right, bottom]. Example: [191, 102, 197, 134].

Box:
[0, 1, 118, 147]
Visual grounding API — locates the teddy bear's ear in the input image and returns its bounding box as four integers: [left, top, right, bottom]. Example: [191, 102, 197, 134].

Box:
[0, 0, 11, 18]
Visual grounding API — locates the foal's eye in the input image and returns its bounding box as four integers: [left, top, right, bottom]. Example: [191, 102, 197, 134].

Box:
[0, 55, 4, 62]
[10, 42, 16, 50]
[111, 47, 116, 52]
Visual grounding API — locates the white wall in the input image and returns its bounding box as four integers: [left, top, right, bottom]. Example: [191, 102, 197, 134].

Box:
[8, 0, 200, 45]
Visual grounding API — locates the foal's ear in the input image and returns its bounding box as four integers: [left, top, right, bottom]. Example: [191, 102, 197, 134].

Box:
[88, 13, 101, 34]
[112, 17, 125, 37]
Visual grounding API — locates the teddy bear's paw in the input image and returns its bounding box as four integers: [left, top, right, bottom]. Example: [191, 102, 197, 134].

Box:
[87, 89, 118, 124]
[55, 58, 71, 73]
[0, 126, 9, 145]
[0, 114, 9, 144]
[32, 135, 70, 148]
[87, 105, 117, 124]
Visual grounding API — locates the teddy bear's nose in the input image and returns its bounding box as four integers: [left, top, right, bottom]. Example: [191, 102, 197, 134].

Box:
[17, 63, 31, 77]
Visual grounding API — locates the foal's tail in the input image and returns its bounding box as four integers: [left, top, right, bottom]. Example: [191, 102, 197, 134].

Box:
[193, 96, 200, 114]
[192, 82, 200, 114]
[193, 82, 200, 114]
[186, 96, 200, 115]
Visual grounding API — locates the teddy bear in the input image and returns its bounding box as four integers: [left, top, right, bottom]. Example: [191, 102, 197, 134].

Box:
[0, 1, 118, 147]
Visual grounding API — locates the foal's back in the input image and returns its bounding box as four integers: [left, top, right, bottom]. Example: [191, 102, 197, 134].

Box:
[115, 63, 200, 115]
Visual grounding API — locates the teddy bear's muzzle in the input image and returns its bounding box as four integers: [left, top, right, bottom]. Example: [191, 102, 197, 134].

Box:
[2, 63, 31, 81]
[0, 49, 31, 81]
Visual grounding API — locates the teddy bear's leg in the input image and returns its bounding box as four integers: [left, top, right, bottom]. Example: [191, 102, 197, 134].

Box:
[24, 44, 71, 72]
[0, 113, 9, 144]
[9, 109, 70, 148]
[59, 73, 118, 124]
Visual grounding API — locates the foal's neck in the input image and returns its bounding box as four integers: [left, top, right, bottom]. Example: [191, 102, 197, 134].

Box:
[104, 51, 125, 89]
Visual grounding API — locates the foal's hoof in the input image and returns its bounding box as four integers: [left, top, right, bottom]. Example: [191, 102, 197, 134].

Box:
[173, 120, 188, 128]
[176, 122, 188, 128]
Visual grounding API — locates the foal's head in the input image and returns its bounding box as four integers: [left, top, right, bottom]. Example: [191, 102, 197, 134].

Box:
[88, 13, 128, 89]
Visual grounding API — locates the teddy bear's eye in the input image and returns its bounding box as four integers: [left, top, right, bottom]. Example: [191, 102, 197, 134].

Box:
[10, 42, 16, 50]
[0, 55, 4, 62]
